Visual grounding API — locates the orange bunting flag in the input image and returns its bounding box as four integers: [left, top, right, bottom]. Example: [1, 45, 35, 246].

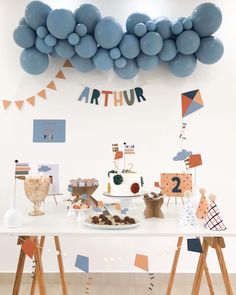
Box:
[134, 254, 149, 272]
[63, 60, 73, 67]
[37, 89, 47, 99]
[15, 100, 24, 110]
[22, 239, 36, 259]
[2, 99, 11, 110]
[55, 70, 66, 79]
[26, 96, 35, 106]
[115, 151, 123, 160]
[47, 81, 56, 90]
[98, 201, 104, 208]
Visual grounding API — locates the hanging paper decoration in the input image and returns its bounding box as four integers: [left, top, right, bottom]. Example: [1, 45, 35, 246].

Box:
[2, 100, 11, 110]
[56, 70, 66, 79]
[189, 154, 203, 168]
[26, 96, 36, 106]
[15, 161, 31, 176]
[75, 254, 89, 273]
[182, 89, 204, 117]
[15, 100, 24, 110]
[46, 81, 57, 90]
[134, 254, 149, 272]
[22, 239, 36, 259]
[173, 149, 192, 161]
[37, 89, 47, 99]
[77, 87, 146, 107]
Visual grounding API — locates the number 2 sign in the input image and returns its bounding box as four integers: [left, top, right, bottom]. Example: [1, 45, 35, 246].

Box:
[160, 173, 192, 197]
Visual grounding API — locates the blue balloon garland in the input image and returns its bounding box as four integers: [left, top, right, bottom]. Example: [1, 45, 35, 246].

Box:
[14, 2, 224, 78]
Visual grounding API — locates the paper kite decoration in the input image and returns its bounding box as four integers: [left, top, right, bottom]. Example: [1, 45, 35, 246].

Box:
[204, 195, 226, 231]
[189, 154, 203, 168]
[196, 188, 209, 219]
[182, 89, 204, 117]
[187, 238, 203, 253]
[75, 254, 89, 273]
[134, 254, 149, 272]
[22, 239, 36, 259]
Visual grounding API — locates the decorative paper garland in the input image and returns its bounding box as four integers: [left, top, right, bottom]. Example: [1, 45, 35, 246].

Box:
[13, 2, 224, 79]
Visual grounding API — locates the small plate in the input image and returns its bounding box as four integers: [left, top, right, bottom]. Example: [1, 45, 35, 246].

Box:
[83, 218, 140, 230]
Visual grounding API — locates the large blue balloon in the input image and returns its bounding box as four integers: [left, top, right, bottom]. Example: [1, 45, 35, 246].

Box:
[70, 55, 95, 72]
[74, 4, 101, 34]
[140, 32, 163, 55]
[192, 3, 222, 37]
[13, 25, 36, 49]
[195, 36, 224, 64]
[169, 53, 197, 77]
[159, 39, 177, 61]
[47, 9, 76, 39]
[126, 13, 151, 34]
[119, 34, 140, 59]
[20, 47, 49, 75]
[176, 30, 200, 55]
[94, 17, 123, 49]
[114, 59, 139, 79]
[136, 53, 159, 70]
[155, 17, 172, 39]
[75, 35, 97, 58]
[55, 40, 75, 58]
[25, 1, 52, 30]
[35, 37, 53, 54]
[93, 48, 114, 70]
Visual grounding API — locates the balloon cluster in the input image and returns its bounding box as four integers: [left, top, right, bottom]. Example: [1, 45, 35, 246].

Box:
[13, 1, 224, 79]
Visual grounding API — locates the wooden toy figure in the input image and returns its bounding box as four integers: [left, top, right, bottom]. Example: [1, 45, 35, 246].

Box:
[196, 188, 209, 219]
[205, 194, 226, 231]
[143, 192, 164, 219]
[180, 190, 197, 226]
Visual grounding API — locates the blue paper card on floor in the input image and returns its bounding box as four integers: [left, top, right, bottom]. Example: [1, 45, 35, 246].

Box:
[75, 255, 89, 273]
[33, 120, 66, 143]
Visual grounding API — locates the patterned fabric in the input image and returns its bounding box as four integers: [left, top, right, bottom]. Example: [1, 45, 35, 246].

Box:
[204, 201, 226, 231]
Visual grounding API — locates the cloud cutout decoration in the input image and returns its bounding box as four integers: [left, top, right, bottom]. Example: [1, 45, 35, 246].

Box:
[13, 2, 223, 79]
[173, 149, 192, 161]
[38, 165, 52, 172]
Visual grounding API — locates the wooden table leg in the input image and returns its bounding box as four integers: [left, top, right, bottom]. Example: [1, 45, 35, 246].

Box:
[166, 236, 183, 295]
[191, 238, 209, 295]
[30, 236, 45, 295]
[12, 236, 28, 295]
[215, 239, 233, 295]
[204, 261, 214, 295]
[34, 236, 47, 295]
[54, 236, 68, 295]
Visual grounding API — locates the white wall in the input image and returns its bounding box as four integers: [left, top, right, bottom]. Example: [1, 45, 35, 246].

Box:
[0, 0, 236, 273]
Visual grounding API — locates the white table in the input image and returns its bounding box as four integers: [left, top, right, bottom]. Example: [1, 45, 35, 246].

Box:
[0, 208, 235, 295]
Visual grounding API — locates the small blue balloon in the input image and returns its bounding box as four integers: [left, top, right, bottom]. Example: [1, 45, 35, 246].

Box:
[74, 4, 101, 34]
[183, 17, 193, 30]
[134, 23, 147, 37]
[195, 36, 224, 64]
[44, 34, 57, 47]
[94, 16, 123, 49]
[159, 39, 177, 61]
[177, 17, 186, 22]
[155, 17, 172, 39]
[171, 21, 183, 35]
[35, 37, 53, 54]
[19, 17, 28, 26]
[126, 13, 151, 34]
[109, 48, 121, 59]
[192, 3, 222, 37]
[115, 57, 127, 68]
[25, 1, 52, 30]
[169, 53, 197, 77]
[75, 24, 87, 37]
[55, 40, 75, 58]
[114, 59, 139, 79]
[176, 30, 200, 55]
[36, 26, 48, 39]
[93, 48, 114, 70]
[136, 53, 159, 70]
[13, 25, 36, 49]
[140, 32, 163, 55]
[146, 21, 156, 32]
[75, 35, 97, 58]
[70, 55, 95, 72]
[20, 47, 49, 75]
[119, 34, 140, 59]
[47, 9, 76, 39]
[68, 33, 80, 45]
